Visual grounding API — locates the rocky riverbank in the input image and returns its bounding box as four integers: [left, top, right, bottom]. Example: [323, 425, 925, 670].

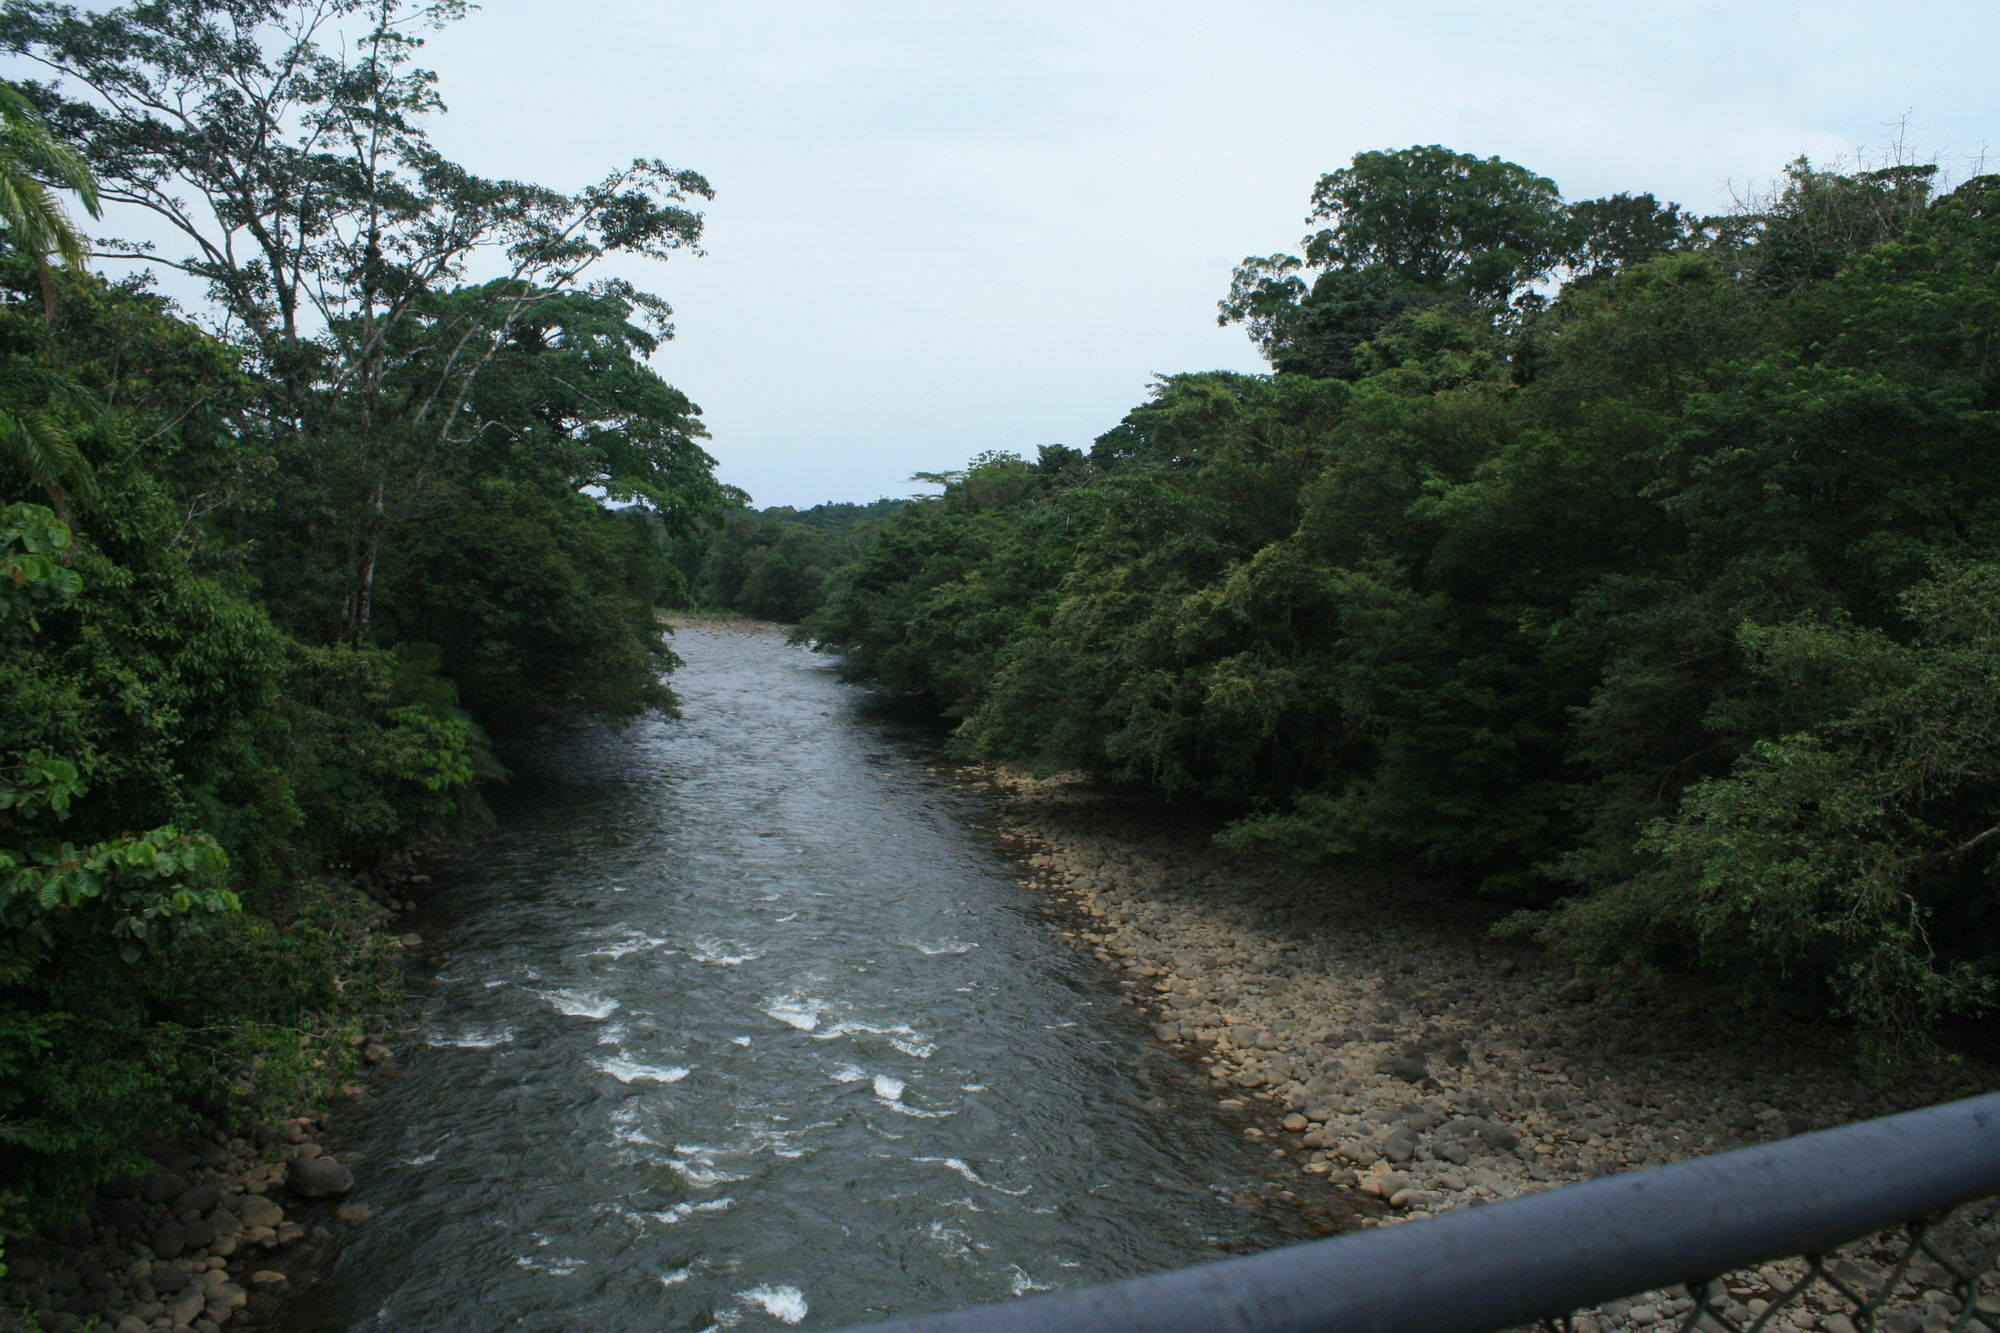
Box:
[975, 766, 2000, 1332]
[0, 917, 423, 1333]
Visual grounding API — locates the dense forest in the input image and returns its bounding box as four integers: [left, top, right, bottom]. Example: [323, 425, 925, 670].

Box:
[0, 1, 722, 1231]
[800, 146, 2000, 1053]
[690, 497, 904, 622]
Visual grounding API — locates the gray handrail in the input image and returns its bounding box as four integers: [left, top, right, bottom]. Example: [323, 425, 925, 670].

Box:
[838, 1092, 2000, 1333]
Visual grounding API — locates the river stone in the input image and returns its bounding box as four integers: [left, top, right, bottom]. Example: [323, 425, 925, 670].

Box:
[151, 1221, 188, 1260]
[151, 1264, 191, 1295]
[167, 1285, 206, 1326]
[235, 1195, 284, 1230]
[175, 1182, 222, 1213]
[1382, 1133, 1416, 1163]
[146, 1141, 198, 1171]
[141, 1170, 187, 1205]
[97, 1196, 146, 1227]
[182, 1216, 218, 1249]
[1383, 1055, 1428, 1083]
[100, 1173, 145, 1199]
[287, 1155, 354, 1198]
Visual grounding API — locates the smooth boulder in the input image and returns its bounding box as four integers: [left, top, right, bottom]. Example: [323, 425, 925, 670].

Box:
[286, 1155, 355, 1198]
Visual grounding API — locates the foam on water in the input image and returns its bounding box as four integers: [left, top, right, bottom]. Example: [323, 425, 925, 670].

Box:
[593, 1056, 690, 1084]
[864, 1072, 948, 1112]
[884, 1102, 953, 1120]
[400, 1151, 439, 1166]
[736, 1285, 808, 1324]
[513, 1232, 586, 1277]
[921, 1221, 975, 1259]
[660, 1268, 694, 1287]
[690, 938, 762, 966]
[761, 994, 830, 1031]
[583, 931, 668, 959]
[544, 988, 620, 1019]
[1006, 1265, 1051, 1296]
[609, 1106, 658, 1147]
[811, 1020, 936, 1058]
[911, 1157, 1031, 1196]
[907, 940, 977, 955]
[428, 1027, 514, 1049]
[648, 1198, 736, 1225]
[514, 1252, 585, 1277]
[670, 1160, 750, 1186]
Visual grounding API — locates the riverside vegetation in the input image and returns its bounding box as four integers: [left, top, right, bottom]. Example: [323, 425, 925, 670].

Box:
[0, 0, 726, 1306]
[798, 145, 2000, 1058]
[2, 0, 1996, 1322]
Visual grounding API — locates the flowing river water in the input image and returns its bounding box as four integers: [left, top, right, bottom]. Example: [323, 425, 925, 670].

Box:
[271, 625, 1335, 1330]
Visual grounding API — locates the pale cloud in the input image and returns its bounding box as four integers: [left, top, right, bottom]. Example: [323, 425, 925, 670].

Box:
[36, 0, 2000, 507]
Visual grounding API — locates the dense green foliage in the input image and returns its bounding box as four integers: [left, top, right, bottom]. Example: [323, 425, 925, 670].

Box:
[691, 496, 904, 622]
[0, 0, 722, 1231]
[805, 150, 2000, 1049]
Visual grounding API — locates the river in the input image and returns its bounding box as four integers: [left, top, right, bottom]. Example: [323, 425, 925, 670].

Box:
[270, 625, 1332, 1330]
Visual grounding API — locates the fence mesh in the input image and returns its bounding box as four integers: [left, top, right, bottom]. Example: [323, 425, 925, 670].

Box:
[1536, 1196, 2000, 1333]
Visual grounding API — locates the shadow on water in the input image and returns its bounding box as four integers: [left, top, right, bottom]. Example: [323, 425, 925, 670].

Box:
[260, 630, 1351, 1332]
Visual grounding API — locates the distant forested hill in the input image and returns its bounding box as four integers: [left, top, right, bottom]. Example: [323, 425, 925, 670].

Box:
[691, 497, 908, 621]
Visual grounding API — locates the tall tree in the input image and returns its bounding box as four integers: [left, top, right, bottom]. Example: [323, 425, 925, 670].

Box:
[3, 0, 713, 635]
[1302, 145, 1566, 301]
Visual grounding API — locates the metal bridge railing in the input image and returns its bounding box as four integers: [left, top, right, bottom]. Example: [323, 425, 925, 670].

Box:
[839, 1093, 2000, 1333]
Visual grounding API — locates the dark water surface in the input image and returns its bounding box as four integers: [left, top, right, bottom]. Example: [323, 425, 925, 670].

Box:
[274, 627, 1325, 1330]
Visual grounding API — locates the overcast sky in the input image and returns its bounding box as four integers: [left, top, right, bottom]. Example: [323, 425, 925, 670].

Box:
[56, 1, 2000, 508]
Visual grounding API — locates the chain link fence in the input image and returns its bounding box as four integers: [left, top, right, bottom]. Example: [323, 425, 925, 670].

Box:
[1541, 1199, 2000, 1333]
